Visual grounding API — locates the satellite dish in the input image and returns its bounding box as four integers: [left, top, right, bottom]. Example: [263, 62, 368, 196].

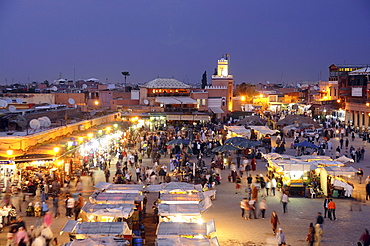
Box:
[5, 98, 12, 104]
[38, 118, 46, 127]
[16, 98, 23, 104]
[29, 119, 40, 129]
[82, 84, 88, 89]
[143, 99, 149, 105]
[51, 86, 58, 92]
[68, 98, 75, 105]
[42, 116, 51, 127]
[8, 105, 17, 112]
[90, 110, 96, 116]
[0, 100, 8, 108]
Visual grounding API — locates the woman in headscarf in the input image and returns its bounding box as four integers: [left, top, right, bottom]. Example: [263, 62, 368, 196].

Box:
[15, 226, 28, 246]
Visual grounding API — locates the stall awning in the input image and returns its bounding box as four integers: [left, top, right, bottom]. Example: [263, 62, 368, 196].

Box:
[209, 107, 224, 114]
[156, 97, 181, 105]
[61, 221, 131, 236]
[173, 97, 197, 104]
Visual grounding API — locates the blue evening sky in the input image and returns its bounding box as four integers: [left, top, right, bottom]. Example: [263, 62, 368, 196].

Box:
[0, 0, 369, 86]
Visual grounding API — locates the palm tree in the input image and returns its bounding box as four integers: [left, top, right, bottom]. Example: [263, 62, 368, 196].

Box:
[121, 71, 130, 87]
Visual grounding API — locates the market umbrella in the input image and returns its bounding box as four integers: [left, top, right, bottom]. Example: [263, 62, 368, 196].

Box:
[293, 140, 318, 149]
[167, 139, 190, 145]
[212, 145, 239, 152]
[234, 140, 261, 148]
[224, 137, 249, 144]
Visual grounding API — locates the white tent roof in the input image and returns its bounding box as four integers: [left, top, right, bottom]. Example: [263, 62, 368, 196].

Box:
[160, 193, 204, 204]
[141, 78, 191, 89]
[61, 221, 131, 236]
[156, 219, 216, 238]
[158, 196, 213, 216]
[248, 125, 278, 135]
[173, 97, 197, 104]
[90, 192, 143, 204]
[335, 155, 354, 164]
[156, 97, 181, 105]
[61, 237, 129, 246]
[324, 166, 357, 176]
[349, 67, 370, 75]
[156, 237, 220, 246]
[226, 126, 251, 137]
[94, 182, 144, 192]
[209, 107, 224, 114]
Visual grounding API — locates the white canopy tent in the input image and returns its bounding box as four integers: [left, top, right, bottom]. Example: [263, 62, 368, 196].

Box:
[320, 166, 357, 196]
[60, 237, 129, 246]
[156, 219, 216, 239]
[94, 182, 145, 192]
[156, 237, 220, 246]
[248, 125, 279, 136]
[80, 203, 135, 222]
[160, 193, 205, 204]
[225, 126, 251, 138]
[61, 221, 132, 239]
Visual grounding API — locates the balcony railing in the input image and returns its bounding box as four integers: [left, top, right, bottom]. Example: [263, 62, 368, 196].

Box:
[147, 93, 190, 97]
[346, 98, 367, 104]
[164, 108, 197, 112]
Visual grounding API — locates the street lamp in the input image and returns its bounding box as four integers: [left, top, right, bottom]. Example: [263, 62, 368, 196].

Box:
[53, 147, 60, 155]
[94, 100, 99, 106]
[6, 149, 13, 156]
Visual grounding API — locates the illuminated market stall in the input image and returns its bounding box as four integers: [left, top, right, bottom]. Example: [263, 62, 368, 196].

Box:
[319, 166, 357, 197]
[61, 221, 132, 240]
[156, 237, 220, 246]
[156, 219, 216, 239]
[79, 203, 135, 223]
[60, 237, 130, 246]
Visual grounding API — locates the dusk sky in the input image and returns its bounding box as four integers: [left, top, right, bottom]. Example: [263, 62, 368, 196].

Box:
[1, 1, 369, 86]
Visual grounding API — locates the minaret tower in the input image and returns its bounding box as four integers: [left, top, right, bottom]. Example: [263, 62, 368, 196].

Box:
[212, 55, 234, 112]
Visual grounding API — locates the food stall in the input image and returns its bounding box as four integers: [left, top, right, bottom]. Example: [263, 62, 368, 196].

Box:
[89, 191, 144, 215]
[319, 166, 357, 197]
[156, 219, 216, 239]
[268, 159, 318, 196]
[80, 203, 135, 223]
[94, 182, 145, 193]
[60, 237, 130, 246]
[61, 221, 132, 240]
[156, 237, 220, 246]
[158, 196, 213, 223]
[159, 193, 204, 205]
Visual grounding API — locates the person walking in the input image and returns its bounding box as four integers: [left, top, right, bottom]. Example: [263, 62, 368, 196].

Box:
[314, 224, 323, 246]
[327, 199, 336, 220]
[52, 195, 60, 218]
[276, 228, 286, 246]
[357, 168, 364, 184]
[281, 192, 289, 213]
[271, 177, 277, 196]
[316, 212, 324, 229]
[239, 198, 249, 220]
[259, 199, 267, 219]
[248, 199, 257, 219]
[235, 176, 242, 194]
[307, 222, 315, 246]
[323, 197, 329, 218]
[366, 183, 370, 201]
[270, 210, 280, 235]
[104, 168, 110, 183]
[74, 193, 85, 221]
[66, 195, 75, 218]
[359, 228, 370, 246]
